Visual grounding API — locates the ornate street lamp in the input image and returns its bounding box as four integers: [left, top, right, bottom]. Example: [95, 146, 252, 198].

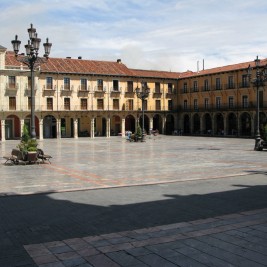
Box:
[247, 56, 267, 150]
[11, 24, 52, 139]
[135, 82, 150, 142]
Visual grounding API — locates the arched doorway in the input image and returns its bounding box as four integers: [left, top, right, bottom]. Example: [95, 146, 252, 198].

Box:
[25, 114, 39, 138]
[111, 115, 121, 136]
[43, 115, 56, 138]
[240, 112, 251, 136]
[228, 113, 237, 135]
[215, 113, 224, 135]
[259, 112, 267, 138]
[125, 115, 135, 133]
[183, 114, 190, 134]
[203, 113, 212, 134]
[139, 114, 149, 134]
[166, 114, 174, 135]
[6, 115, 20, 140]
[193, 114, 200, 134]
[153, 114, 162, 134]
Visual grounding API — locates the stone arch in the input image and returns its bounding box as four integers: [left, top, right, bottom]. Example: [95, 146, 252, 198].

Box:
[43, 115, 57, 138]
[193, 113, 200, 134]
[153, 114, 163, 134]
[203, 113, 212, 134]
[5, 114, 20, 140]
[125, 114, 135, 133]
[240, 112, 251, 136]
[228, 113, 237, 135]
[166, 114, 175, 135]
[215, 113, 224, 135]
[183, 114, 190, 134]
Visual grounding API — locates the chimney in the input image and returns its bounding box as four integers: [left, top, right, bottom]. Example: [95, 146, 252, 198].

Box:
[78, 56, 82, 59]
[117, 59, 122, 64]
[66, 57, 71, 59]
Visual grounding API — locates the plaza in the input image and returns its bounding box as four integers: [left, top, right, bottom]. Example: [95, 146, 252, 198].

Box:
[1, 136, 267, 266]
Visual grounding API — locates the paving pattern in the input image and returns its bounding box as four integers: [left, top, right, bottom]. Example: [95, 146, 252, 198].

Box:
[1, 136, 267, 266]
[0, 136, 266, 196]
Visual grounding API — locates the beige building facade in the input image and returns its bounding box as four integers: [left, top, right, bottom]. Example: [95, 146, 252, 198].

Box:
[0, 45, 266, 141]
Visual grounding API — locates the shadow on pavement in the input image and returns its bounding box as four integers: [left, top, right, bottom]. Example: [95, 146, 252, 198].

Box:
[1, 183, 267, 266]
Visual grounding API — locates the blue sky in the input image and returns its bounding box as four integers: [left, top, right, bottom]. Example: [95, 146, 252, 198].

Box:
[1, 0, 267, 72]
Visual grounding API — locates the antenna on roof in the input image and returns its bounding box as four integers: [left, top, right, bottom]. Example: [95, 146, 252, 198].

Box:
[197, 61, 199, 73]
[203, 59, 205, 70]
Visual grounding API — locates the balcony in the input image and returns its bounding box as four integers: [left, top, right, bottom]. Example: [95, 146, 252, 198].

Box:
[110, 87, 121, 97]
[152, 88, 163, 98]
[94, 86, 106, 97]
[5, 83, 18, 96]
[43, 86, 56, 97]
[166, 88, 176, 98]
[25, 84, 38, 96]
[60, 85, 73, 96]
[78, 85, 90, 97]
[125, 87, 135, 97]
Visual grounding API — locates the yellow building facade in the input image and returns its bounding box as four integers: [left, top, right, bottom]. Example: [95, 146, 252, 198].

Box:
[0, 45, 266, 141]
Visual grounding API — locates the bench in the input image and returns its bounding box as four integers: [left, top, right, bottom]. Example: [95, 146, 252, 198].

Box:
[37, 149, 52, 164]
[3, 149, 26, 165]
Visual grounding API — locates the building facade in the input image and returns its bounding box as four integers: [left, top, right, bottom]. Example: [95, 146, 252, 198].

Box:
[0, 45, 266, 141]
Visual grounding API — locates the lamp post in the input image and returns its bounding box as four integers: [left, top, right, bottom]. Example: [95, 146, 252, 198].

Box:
[247, 56, 267, 150]
[11, 24, 52, 139]
[135, 82, 150, 142]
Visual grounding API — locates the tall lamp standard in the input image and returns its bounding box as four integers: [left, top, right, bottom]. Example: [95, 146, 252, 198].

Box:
[135, 82, 150, 142]
[247, 56, 267, 151]
[11, 24, 52, 139]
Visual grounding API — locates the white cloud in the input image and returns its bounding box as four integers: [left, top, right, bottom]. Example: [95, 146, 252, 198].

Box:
[1, 0, 267, 72]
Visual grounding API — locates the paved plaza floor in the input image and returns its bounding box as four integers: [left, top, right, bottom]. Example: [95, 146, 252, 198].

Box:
[0, 136, 267, 266]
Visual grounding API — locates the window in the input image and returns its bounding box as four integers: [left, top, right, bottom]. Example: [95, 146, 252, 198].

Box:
[183, 100, 188, 110]
[97, 79, 103, 91]
[127, 81, 133, 92]
[8, 76, 16, 89]
[216, 97, 221, 109]
[204, 98, 209, 109]
[113, 99, 119, 110]
[168, 100, 173, 110]
[155, 82, 160, 93]
[241, 75, 249, 88]
[28, 77, 32, 89]
[194, 99, 198, 110]
[155, 100, 161, 110]
[204, 79, 209, 91]
[193, 81, 198, 92]
[47, 98, 53, 110]
[128, 99, 133, 110]
[64, 98, 70, 110]
[216, 78, 221, 90]
[80, 79, 87, 91]
[64, 78, 70, 90]
[183, 82, 188, 93]
[168, 83, 173, 93]
[113, 80, 119, 91]
[9, 97, 16, 110]
[144, 100, 148, 110]
[81, 98, 87, 110]
[28, 97, 31, 110]
[97, 99, 104, 109]
[46, 77, 53, 89]
[242, 95, 248, 108]
[228, 76, 234, 89]
[228, 96, 234, 108]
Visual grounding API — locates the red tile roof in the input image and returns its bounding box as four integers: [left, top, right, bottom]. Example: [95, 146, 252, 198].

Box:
[130, 69, 180, 79]
[5, 51, 267, 79]
[179, 58, 267, 78]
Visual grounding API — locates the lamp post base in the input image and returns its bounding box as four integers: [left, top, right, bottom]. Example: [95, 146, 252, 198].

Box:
[254, 135, 263, 151]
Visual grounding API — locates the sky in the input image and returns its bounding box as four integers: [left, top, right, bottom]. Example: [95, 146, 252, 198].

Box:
[1, 0, 267, 73]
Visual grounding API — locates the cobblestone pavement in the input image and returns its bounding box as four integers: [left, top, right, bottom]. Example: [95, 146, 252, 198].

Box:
[0, 136, 267, 266]
[0, 136, 266, 196]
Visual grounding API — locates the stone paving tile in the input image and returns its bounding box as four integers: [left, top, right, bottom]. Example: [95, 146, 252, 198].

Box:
[107, 251, 145, 266]
[85, 254, 120, 267]
[137, 253, 177, 267]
